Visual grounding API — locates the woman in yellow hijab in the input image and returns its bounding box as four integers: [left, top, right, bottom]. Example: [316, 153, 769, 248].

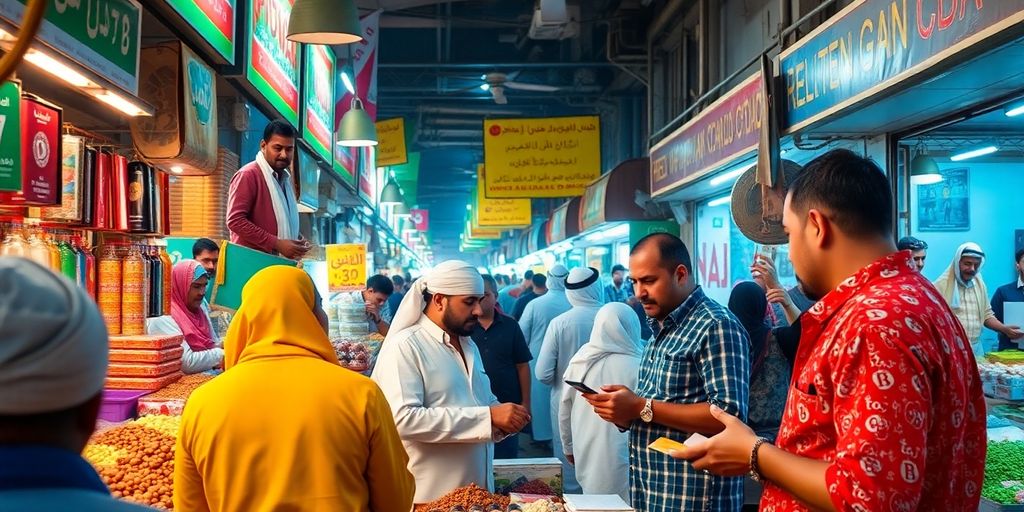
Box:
[174, 266, 415, 511]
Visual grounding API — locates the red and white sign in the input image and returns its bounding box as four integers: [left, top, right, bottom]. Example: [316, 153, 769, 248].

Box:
[410, 208, 429, 231]
[0, 97, 60, 205]
[335, 10, 381, 126]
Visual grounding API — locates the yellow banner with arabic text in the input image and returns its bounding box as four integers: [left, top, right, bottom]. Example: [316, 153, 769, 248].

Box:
[475, 165, 531, 228]
[326, 243, 368, 292]
[375, 118, 408, 167]
[483, 115, 601, 198]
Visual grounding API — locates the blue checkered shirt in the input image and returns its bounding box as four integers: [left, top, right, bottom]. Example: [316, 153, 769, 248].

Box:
[629, 287, 750, 512]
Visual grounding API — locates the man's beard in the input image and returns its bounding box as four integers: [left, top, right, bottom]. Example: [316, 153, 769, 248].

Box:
[796, 275, 824, 302]
[443, 307, 477, 336]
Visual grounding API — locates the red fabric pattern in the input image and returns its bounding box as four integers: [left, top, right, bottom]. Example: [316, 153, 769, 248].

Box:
[760, 251, 985, 512]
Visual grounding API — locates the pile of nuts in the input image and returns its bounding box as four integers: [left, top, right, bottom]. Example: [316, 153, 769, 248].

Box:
[135, 414, 182, 436]
[508, 480, 557, 496]
[415, 484, 511, 512]
[144, 373, 214, 401]
[89, 422, 176, 509]
[83, 444, 127, 467]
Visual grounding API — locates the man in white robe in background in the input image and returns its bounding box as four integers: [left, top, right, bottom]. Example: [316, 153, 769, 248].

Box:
[518, 264, 570, 446]
[372, 260, 531, 505]
[535, 267, 605, 494]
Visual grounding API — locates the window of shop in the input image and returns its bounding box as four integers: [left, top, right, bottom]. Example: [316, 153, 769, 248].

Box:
[895, 97, 1024, 350]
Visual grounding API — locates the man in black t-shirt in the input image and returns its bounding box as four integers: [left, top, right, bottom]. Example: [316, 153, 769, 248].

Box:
[472, 274, 533, 459]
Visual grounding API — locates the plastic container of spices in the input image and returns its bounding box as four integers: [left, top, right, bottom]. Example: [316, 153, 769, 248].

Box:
[121, 244, 147, 335]
[97, 243, 123, 335]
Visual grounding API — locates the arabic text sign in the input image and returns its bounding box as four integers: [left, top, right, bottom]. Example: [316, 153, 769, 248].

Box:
[475, 165, 530, 227]
[326, 243, 367, 292]
[649, 73, 763, 197]
[484, 115, 601, 198]
[410, 208, 429, 231]
[302, 44, 335, 162]
[246, 0, 299, 125]
[1, 0, 142, 94]
[376, 118, 407, 167]
[166, 0, 236, 62]
[779, 0, 1023, 131]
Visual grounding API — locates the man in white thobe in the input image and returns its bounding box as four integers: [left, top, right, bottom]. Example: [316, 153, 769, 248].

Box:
[372, 260, 531, 504]
[535, 266, 605, 494]
[518, 264, 571, 444]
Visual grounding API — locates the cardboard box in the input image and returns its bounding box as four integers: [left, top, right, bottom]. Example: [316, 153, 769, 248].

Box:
[493, 457, 562, 496]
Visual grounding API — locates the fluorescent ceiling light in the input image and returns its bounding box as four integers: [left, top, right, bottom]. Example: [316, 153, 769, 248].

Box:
[23, 50, 92, 87]
[340, 71, 355, 95]
[707, 195, 732, 207]
[1005, 103, 1024, 117]
[709, 162, 751, 187]
[466, 204, 472, 210]
[94, 91, 149, 117]
[170, 165, 184, 174]
[910, 174, 943, 185]
[480, 83, 490, 91]
[950, 145, 998, 162]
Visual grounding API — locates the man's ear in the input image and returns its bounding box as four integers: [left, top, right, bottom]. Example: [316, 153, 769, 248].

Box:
[806, 208, 831, 249]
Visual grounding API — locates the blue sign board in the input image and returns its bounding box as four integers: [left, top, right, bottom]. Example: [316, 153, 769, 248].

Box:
[779, 0, 1024, 131]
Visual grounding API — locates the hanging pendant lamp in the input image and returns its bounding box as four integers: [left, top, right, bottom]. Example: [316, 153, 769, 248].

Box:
[337, 97, 378, 147]
[910, 142, 942, 185]
[287, 0, 362, 45]
[379, 178, 403, 206]
[393, 202, 412, 218]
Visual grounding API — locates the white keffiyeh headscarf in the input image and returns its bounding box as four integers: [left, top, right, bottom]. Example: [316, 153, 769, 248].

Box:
[934, 242, 988, 309]
[565, 267, 604, 308]
[0, 258, 109, 414]
[547, 264, 569, 293]
[385, 260, 485, 341]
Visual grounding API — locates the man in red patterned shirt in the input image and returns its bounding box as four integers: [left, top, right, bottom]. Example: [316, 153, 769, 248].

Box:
[674, 149, 986, 511]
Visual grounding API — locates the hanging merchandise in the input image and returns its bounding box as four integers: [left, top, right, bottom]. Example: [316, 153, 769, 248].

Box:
[39, 136, 87, 221]
[113, 155, 130, 231]
[82, 238, 97, 300]
[24, 226, 50, 269]
[98, 243, 123, 335]
[148, 245, 164, 318]
[58, 235, 76, 282]
[0, 223, 27, 257]
[0, 95, 63, 206]
[121, 244, 148, 336]
[144, 164, 158, 233]
[128, 161, 147, 232]
[82, 147, 97, 226]
[158, 245, 172, 315]
[94, 150, 113, 230]
[45, 230, 61, 271]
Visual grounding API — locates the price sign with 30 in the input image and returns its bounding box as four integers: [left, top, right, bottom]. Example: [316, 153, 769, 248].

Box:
[326, 243, 367, 292]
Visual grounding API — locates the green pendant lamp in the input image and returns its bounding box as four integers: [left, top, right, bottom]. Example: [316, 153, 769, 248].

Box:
[287, 0, 362, 44]
[337, 97, 378, 147]
[910, 142, 942, 185]
[393, 202, 412, 218]
[379, 178, 403, 206]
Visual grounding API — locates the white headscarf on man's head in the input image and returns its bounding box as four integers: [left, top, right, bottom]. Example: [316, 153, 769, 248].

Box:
[934, 242, 987, 308]
[0, 258, 109, 415]
[563, 302, 643, 384]
[565, 267, 604, 308]
[386, 260, 484, 341]
[547, 264, 569, 293]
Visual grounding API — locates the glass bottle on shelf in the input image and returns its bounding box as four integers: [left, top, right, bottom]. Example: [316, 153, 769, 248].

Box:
[45, 230, 61, 272]
[148, 245, 163, 318]
[82, 236, 97, 300]
[0, 223, 28, 257]
[58, 234, 77, 282]
[26, 226, 52, 270]
[158, 245, 172, 315]
[71, 236, 88, 290]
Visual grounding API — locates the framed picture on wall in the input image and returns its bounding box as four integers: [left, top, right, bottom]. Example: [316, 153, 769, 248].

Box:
[917, 167, 970, 232]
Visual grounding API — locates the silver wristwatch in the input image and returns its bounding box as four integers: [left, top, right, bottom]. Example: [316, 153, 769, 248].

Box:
[640, 398, 654, 423]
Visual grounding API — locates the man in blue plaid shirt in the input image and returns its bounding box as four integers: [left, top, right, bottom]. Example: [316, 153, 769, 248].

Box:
[585, 233, 749, 511]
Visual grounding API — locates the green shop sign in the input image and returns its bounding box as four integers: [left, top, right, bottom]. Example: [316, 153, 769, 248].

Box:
[628, 221, 679, 249]
[0, 0, 141, 94]
[302, 43, 335, 162]
[165, 0, 236, 63]
[245, 0, 299, 125]
[0, 81, 21, 192]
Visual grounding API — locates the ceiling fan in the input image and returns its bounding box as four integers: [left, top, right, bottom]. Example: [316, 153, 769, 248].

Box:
[451, 71, 561, 104]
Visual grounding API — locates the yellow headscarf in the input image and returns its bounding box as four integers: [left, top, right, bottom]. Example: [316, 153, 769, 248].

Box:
[223, 266, 337, 370]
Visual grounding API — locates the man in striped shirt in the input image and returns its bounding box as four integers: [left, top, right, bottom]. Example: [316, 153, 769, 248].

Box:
[584, 233, 750, 512]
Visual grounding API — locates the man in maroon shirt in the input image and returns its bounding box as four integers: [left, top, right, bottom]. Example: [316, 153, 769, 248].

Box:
[674, 149, 985, 511]
[226, 120, 309, 259]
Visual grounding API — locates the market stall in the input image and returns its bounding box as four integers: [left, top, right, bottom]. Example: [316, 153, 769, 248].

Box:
[980, 352, 1024, 509]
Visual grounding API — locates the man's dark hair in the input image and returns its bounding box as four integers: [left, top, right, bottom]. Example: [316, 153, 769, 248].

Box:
[391, 274, 405, 288]
[1016, 248, 1024, 264]
[897, 236, 928, 252]
[366, 274, 395, 296]
[263, 119, 297, 142]
[631, 233, 693, 273]
[192, 238, 219, 258]
[787, 149, 892, 238]
[524, 270, 535, 280]
[611, 264, 627, 274]
[481, 274, 498, 295]
[531, 274, 547, 288]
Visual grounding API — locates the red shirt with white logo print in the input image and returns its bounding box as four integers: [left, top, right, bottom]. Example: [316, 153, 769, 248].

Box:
[760, 251, 985, 512]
